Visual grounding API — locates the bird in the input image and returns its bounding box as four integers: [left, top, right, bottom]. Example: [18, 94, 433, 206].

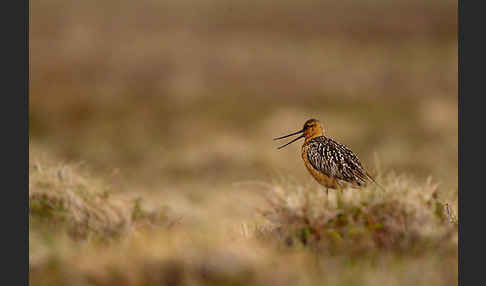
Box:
[273, 118, 383, 193]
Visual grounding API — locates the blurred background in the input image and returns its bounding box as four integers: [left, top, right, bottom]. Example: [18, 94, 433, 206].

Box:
[30, 0, 457, 191]
[29, 0, 457, 284]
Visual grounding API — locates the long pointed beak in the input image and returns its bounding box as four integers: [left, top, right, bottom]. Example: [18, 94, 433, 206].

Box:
[273, 129, 305, 149]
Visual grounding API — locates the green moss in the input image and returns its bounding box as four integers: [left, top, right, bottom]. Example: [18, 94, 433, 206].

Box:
[325, 229, 343, 245]
[30, 194, 66, 221]
[298, 227, 312, 245]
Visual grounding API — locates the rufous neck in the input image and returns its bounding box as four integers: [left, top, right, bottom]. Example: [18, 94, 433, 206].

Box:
[304, 129, 323, 143]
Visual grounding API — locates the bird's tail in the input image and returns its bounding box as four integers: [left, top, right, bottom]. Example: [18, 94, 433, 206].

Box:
[366, 171, 387, 192]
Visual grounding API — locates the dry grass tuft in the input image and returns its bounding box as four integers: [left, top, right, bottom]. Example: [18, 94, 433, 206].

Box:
[258, 174, 457, 256]
[29, 150, 457, 286]
[29, 152, 173, 242]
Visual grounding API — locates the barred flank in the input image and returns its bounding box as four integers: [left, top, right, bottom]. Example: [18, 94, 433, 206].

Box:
[305, 137, 369, 186]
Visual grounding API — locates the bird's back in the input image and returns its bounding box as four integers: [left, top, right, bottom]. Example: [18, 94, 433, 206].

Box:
[302, 136, 371, 187]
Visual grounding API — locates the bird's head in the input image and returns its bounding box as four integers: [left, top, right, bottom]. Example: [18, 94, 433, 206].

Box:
[273, 119, 324, 149]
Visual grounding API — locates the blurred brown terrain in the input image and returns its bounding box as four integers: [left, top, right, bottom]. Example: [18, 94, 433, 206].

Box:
[29, 0, 457, 285]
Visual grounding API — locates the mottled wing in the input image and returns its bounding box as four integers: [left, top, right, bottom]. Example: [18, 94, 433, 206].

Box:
[306, 137, 369, 185]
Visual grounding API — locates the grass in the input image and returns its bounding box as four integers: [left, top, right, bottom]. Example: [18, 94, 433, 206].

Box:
[258, 174, 457, 255]
[29, 148, 457, 286]
[29, 150, 174, 243]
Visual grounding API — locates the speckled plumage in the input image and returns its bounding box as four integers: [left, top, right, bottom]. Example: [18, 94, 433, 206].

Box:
[274, 118, 379, 191]
[303, 136, 370, 188]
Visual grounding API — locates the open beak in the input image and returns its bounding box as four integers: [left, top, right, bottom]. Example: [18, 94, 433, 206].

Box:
[273, 129, 305, 149]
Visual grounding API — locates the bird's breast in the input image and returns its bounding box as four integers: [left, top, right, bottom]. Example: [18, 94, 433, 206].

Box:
[301, 144, 340, 189]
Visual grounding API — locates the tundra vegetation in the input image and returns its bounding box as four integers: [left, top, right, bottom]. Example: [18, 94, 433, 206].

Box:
[30, 0, 457, 285]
